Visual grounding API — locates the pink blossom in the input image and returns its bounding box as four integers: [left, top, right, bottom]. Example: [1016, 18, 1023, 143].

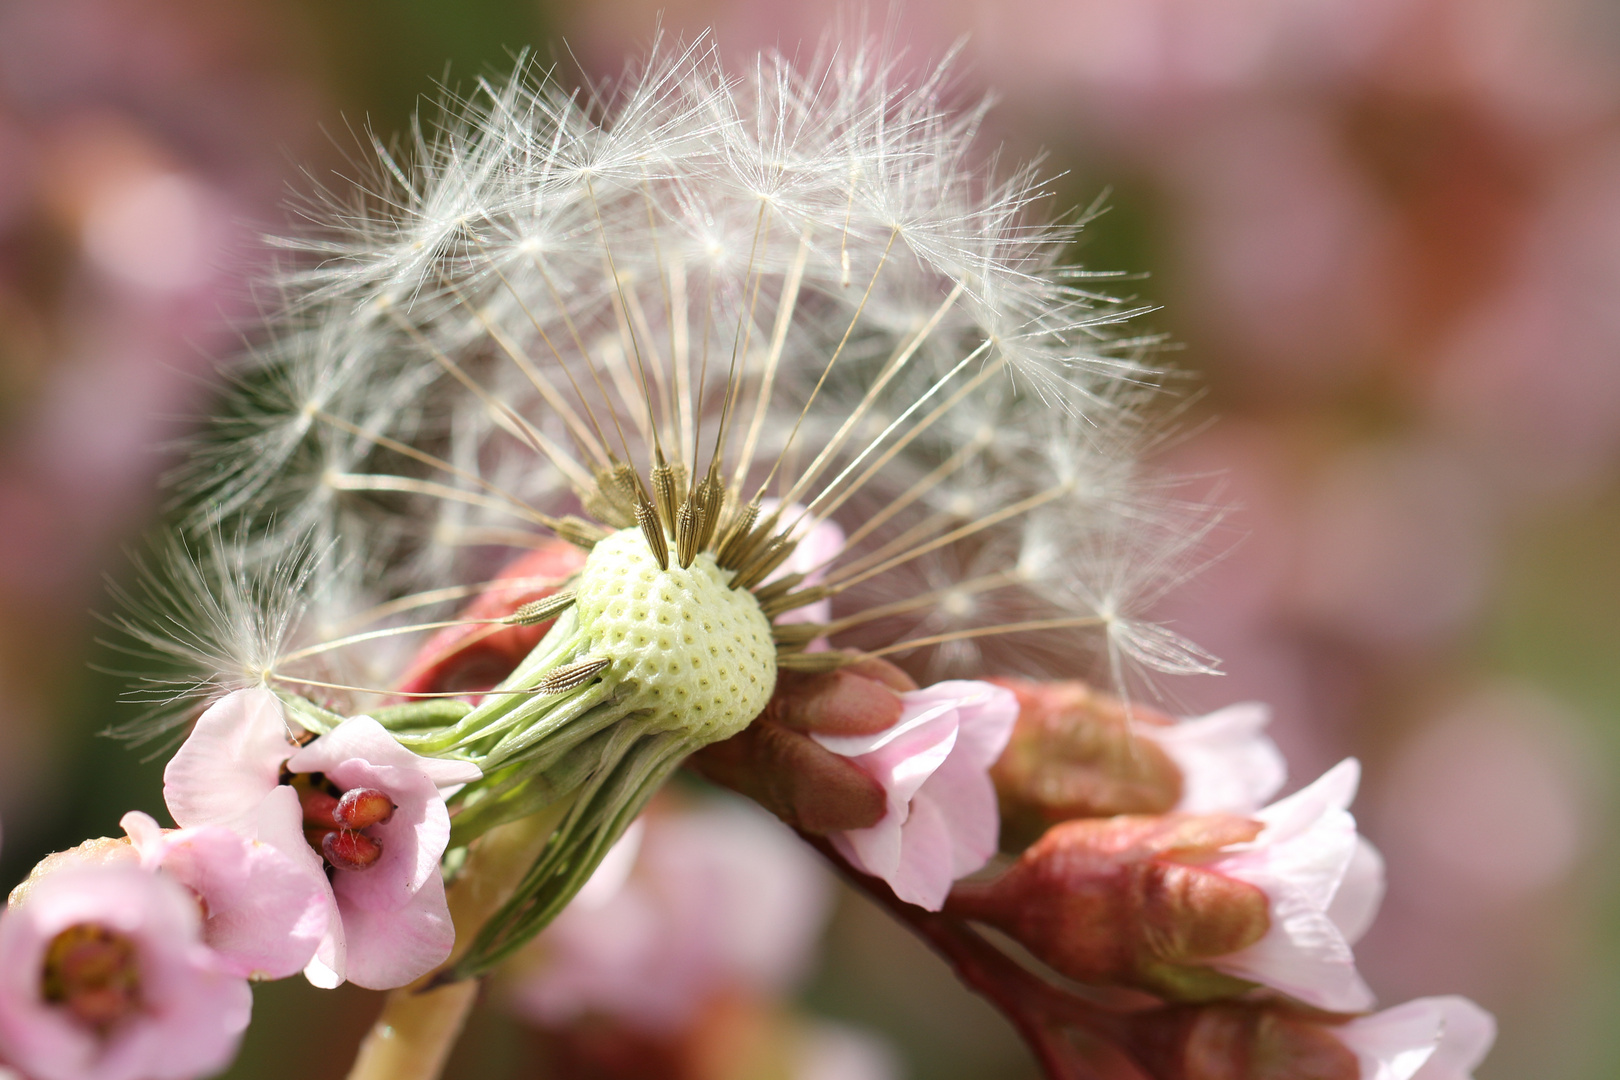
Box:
[162, 687, 481, 990]
[1142, 701, 1287, 814]
[0, 864, 250, 1080]
[1334, 996, 1497, 1080]
[510, 799, 832, 1032]
[118, 810, 326, 981]
[811, 681, 1019, 910]
[1207, 759, 1385, 1011]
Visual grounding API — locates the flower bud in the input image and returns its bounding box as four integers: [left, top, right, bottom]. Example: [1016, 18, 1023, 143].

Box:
[954, 760, 1382, 1011]
[989, 679, 1184, 847]
[688, 656, 912, 833]
[395, 541, 588, 696]
[767, 661, 912, 737]
[947, 813, 1271, 1000]
[689, 720, 888, 833]
[1119, 995, 1496, 1080]
[1121, 1003, 1361, 1080]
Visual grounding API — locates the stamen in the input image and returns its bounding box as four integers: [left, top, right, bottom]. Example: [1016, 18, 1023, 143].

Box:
[322, 830, 384, 872]
[299, 787, 341, 829]
[334, 788, 396, 830]
[42, 924, 141, 1031]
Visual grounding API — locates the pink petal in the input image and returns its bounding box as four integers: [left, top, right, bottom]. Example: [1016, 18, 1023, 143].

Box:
[251, 785, 326, 879]
[303, 923, 345, 990]
[924, 681, 1018, 769]
[816, 682, 1016, 910]
[287, 715, 481, 792]
[1211, 903, 1374, 1012]
[1334, 996, 1497, 1080]
[1329, 837, 1386, 946]
[1145, 702, 1287, 814]
[824, 720, 957, 882]
[864, 793, 957, 909]
[920, 752, 1002, 880]
[1250, 758, 1361, 845]
[163, 687, 297, 833]
[120, 811, 328, 980]
[337, 868, 455, 990]
[1211, 759, 1377, 1011]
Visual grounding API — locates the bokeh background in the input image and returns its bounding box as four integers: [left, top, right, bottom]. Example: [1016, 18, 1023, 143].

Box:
[1, 2, 1617, 1078]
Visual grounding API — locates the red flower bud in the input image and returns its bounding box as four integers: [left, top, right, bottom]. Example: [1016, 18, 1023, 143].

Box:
[396, 541, 588, 696]
[989, 679, 1183, 848]
[322, 829, 384, 871]
[947, 814, 1269, 1001]
[334, 787, 396, 829]
[765, 657, 915, 736]
[689, 719, 887, 832]
[689, 655, 912, 832]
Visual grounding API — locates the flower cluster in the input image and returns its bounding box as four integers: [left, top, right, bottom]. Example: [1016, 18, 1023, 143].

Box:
[2, 35, 1496, 1080]
[0, 689, 478, 1079]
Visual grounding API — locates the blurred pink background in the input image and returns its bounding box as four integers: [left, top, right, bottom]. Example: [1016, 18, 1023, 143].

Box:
[2, 2, 1617, 1078]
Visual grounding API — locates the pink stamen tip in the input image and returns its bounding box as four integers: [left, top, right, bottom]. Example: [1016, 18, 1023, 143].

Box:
[334, 787, 396, 830]
[322, 829, 384, 871]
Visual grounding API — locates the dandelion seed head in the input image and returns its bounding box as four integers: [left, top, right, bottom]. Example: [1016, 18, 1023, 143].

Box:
[140, 31, 1219, 738]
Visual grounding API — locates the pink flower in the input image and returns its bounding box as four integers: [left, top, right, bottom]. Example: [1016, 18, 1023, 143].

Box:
[0, 864, 251, 1080]
[1142, 701, 1287, 814]
[510, 798, 832, 1032]
[812, 681, 1019, 910]
[118, 811, 326, 981]
[163, 687, 481, 990]
[1334, 996, 1496, 1080]
[1206, 759, 1385, 1011]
